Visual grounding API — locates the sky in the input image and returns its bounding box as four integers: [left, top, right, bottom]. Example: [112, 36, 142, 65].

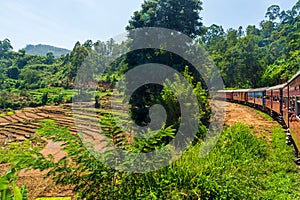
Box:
[0, 0, 298, 50]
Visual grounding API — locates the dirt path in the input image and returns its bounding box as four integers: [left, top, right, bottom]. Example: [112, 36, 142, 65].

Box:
[223, 101, 279, 142]
[0, 101, 280, 199]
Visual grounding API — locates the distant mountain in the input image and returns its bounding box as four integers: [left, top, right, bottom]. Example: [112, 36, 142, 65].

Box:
[25, 44, 70, 57]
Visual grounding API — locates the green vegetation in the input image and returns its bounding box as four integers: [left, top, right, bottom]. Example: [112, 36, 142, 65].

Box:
[9, 121, 299, 199]
[0, 169, 28, 200]
[203, 1, 300, 88]
[0, 1, 298, 111]
[0, 0, 299, 199]
[0, 140, 43, 164]
[35, 198, 71, 200]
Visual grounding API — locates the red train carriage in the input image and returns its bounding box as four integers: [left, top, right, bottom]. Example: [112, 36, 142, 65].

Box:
[225, 90, 233, 101]
[216, 90, 233, 101]
[266, 84, 285, 115]
[284, 71, 300, 154]
[233, 89, 250, 103]
[215, 71, 300, 158]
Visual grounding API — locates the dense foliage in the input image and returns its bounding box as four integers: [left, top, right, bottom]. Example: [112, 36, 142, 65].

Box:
[202, 1, 300, 88]
[127, 0, 203, 38]
[0, 1, 299, 111]
[0, 38, 126, 111]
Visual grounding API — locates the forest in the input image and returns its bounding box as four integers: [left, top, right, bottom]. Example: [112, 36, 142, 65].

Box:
[0, 1, 299, 110]
[0, 0, 300, 199]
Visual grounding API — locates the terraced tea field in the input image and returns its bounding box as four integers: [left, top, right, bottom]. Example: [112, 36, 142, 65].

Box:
[0, 98, 127, 199]
[0, 93, 129, 149]
[0, 105, 75, 144]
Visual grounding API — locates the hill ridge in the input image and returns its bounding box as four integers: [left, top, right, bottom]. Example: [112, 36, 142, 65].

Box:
[25, 44, 71, 57]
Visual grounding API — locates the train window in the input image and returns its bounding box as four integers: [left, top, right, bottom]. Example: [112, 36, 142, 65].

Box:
[273, 96, 279, 102]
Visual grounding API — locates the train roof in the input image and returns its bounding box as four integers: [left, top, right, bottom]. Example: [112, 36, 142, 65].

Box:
[266, 83, 286, 90]
[248, 87, 269, 92]
[232, 89, 251, 92]
[287, 71, 300, 85]
[217, 89, 234, 93]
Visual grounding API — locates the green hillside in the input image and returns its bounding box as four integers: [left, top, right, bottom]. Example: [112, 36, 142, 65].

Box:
[25, 44, 70, 57]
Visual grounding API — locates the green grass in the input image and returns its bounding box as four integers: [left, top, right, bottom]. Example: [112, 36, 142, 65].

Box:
[0, 111, 14, 116]
[7, 111, 14, 115]
[121, 123, 299, 199]
[255, 110, 274, 121]
[28, 87, 76, 100]
[0, 140, 43, 164]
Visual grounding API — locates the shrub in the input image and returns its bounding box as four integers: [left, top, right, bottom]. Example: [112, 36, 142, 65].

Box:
[53, 93, 65, 105]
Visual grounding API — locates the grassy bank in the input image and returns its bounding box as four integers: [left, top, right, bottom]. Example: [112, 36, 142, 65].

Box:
[5, 122, 300, 199]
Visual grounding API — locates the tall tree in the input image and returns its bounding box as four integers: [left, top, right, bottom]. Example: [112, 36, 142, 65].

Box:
[265, 5, 281, 22]
[126, 0, 203, 38]
[124, 0, 206, 128]
[0, 39, 13, 56]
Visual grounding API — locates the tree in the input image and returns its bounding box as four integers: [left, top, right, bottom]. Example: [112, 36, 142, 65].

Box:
[45, 52, 55, 64]
[7, 67, 19, 79]
[265, 5, 281, 22]
[18, 49, 26, 56]
[65, 44, 89, 82]
[0, 39, 13, 56]
[41, 92, 48, 105]
[126, 0, 203, 38]
[246, 25, 260, 36]
[0, 91, 16, 109]
[260, 20, 275, 38]
[20, 69, 41, 85]
[202, 24, 226, 46]
[83, 40, 93, 49]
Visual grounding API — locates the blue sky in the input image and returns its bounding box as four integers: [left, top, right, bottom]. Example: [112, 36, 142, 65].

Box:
[0, 0, 297, 50]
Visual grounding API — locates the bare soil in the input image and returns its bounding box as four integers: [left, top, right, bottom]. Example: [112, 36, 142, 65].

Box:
[223, 101, 279, 142]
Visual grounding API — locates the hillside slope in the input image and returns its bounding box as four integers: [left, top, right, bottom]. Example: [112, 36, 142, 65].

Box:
[25, 44, 70, 57]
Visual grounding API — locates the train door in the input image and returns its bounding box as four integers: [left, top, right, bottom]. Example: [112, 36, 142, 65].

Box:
[282, 86, 289, 127]
[280, 88, 283, 115]
[297, 97, 300, 116]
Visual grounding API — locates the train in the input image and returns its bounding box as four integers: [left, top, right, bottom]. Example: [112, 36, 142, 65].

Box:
[216, 71, 300, 158]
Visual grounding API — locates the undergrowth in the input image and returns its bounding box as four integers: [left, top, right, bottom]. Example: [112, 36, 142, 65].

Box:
[9, 121, 300, 199]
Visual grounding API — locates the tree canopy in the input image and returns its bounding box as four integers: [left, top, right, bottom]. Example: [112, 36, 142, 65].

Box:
[127, 0, 203, 38]
[202, 1, 300, 88]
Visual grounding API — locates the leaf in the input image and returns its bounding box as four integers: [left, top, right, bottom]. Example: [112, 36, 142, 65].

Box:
[0, 177, 9, 191]
[20, 185, 28, 200]
[12, 184, 22, 200]
[1, 188, 12, 200]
